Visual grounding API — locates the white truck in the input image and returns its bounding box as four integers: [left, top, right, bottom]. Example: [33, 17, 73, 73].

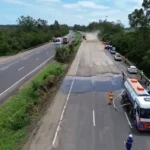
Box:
[62, 35, 71, 44]
[122, 78, 150, 131]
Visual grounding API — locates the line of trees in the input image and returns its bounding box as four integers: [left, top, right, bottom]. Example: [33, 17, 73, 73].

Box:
[101, 0, 150, 77]
[0, 16, 69, 56]
[73, 0, 150, 77]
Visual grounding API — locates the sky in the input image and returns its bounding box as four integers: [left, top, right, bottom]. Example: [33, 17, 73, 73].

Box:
[0, 0, 143, 27]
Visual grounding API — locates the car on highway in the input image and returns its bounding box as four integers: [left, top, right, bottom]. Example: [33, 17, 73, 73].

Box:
[105, 45, 109, 49]
[110, 47, 116, 54]
[127, 66, 137, 74]
[114, 53, 122, 61]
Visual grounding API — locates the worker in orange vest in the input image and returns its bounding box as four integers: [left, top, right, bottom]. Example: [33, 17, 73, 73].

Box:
[108, 92, 114, 105]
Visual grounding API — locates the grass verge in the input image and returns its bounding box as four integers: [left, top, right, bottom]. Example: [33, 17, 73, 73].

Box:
[0, 63, 67, 150]
[0, 32, 82, 150]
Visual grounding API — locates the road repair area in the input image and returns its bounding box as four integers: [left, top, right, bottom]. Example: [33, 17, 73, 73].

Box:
[25, 33, 150, 150]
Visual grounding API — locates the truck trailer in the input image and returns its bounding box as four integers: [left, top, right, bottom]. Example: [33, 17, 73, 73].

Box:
[122, 78, 150, 131]
[62, 37, 69, 44]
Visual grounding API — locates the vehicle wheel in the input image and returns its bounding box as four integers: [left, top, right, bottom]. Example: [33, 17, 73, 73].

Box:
[120, 98, 124, 104]
[129, 110, 133, 118]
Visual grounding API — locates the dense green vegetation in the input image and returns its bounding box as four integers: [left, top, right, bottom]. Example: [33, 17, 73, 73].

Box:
[0, 16, 69, 56]
[72, 24, 87, 31]
[72, 0, 150, 77]
[55, 33, 82, 63]
[100, 0, 150, 77]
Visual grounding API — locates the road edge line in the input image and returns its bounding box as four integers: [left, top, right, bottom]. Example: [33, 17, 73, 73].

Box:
[93, 110, 96, 127]
[0, 55, 54, 96]
[124, 112, 132, 128]
[52, 49, 82, 147]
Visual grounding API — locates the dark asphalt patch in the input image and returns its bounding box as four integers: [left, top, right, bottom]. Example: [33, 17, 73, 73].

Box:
[60, 73, 124, 94]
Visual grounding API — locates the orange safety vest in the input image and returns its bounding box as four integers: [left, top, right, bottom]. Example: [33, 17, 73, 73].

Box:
[109, 93, 114, 99]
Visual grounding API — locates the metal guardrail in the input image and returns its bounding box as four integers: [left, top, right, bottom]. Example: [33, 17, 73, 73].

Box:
[122, 58, 150, 86]
[104, 44, 150, 90]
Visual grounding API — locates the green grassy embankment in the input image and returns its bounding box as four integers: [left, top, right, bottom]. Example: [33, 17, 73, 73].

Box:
[0, 32, 82, 150]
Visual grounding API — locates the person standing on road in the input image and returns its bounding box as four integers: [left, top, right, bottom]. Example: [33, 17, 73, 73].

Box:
[125, 134, 134, 150]
[122, 71, 125, 81]
[108, 92, 114, 105]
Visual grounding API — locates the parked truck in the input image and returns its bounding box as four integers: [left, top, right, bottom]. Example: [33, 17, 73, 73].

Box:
[122, 78, 150, 131]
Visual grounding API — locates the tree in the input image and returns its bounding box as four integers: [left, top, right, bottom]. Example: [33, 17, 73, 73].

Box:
[37, 18, 48, 29]
[54, 20, 59, 29]
[128, 9, 145, 29]
[17, 16, 37, 31]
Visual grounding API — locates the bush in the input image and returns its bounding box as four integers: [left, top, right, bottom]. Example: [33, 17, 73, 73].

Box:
[55, 33, 82, 63]
[55, 47, 70, 63]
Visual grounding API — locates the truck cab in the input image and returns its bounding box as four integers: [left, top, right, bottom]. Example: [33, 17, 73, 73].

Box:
[122, 78, 150, 131]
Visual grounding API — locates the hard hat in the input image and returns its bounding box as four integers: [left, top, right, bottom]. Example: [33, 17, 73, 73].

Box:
[129, 134, 132, 138]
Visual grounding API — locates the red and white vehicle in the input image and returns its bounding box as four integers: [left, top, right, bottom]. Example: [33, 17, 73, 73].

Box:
[122, 78, 150, 131]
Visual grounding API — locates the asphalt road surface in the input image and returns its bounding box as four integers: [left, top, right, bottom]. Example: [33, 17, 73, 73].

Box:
[27, 32, 150, 150]
[0, 31, 75, 103]
[54, 33, 150, 150]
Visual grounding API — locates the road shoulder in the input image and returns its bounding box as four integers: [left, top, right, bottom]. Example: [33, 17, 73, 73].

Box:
[24, 40, 84, 150]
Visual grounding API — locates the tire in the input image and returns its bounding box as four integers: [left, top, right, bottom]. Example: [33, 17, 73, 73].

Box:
[129, 109, 133, 118]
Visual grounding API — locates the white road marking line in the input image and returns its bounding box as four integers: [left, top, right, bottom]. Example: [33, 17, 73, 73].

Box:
[1, 66, 9, 70]
[9, 60, 19, 66]
[111, 80, 116, 86]
[0, 55, 54, 96]
[52, 52, 81, 147]
[47, 52, 48, 54]
[93, 110, 96, 127]
[22, 57, 28, 60]
[124, 112, 132, 128]
[36, 58, 39, 60]
[92, 78, 94, 85]
[18, 66, 24, 71]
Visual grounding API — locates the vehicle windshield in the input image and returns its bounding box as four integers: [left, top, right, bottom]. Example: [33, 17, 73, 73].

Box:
[130, 66, 136, 69]
[140, 108, 150, 119]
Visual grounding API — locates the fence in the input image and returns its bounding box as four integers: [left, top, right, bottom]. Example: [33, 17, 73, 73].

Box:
[105, 44, 150, 90]
[123, 58, 150, 90]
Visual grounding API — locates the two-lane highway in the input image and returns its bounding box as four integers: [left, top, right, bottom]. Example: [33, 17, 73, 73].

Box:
[0, 31, 75, 103]
[0, 41, 55, 103]
[52, 33, 150, 150]
[27, 32, 150, 150]
[0, 47, 55, 94]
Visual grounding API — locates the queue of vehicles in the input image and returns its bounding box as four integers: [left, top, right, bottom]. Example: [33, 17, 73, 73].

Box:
[53, 33, 75, 47]
[105, 44, 138, 74]
[53, 33, 85, 48]
[105, 44, 150, 131]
